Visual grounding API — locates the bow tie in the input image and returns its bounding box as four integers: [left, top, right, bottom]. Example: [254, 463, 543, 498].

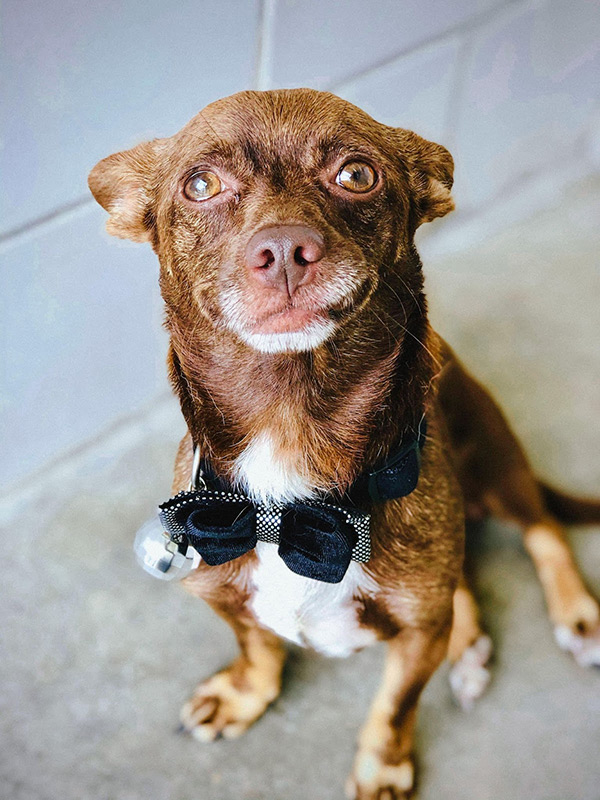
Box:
[157, 418, 427, 584]
[159, 491, 370, 583]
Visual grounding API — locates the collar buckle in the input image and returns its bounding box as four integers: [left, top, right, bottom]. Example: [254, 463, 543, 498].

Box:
[189, 446, 207, 492]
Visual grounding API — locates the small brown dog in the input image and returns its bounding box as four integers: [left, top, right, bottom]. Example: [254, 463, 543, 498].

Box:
[89, 89, 600, 799]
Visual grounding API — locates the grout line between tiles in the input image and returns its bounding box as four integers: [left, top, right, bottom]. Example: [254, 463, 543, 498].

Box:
[419, 156, 596, 257]
[0, 391, 180, 524]
[254, 0, 277, 90]
[327, 0, 529, 95]
[0, 195, 95, 253]
[441, 31, 473, 150]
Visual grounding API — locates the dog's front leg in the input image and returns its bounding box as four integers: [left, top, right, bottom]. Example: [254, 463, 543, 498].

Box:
[347, 621, 451, 800]
[180, 617, 286, 742]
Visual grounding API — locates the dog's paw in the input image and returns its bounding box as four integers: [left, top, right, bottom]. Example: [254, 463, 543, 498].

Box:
[555, 623, 600, 668]
[345, 752, 415, 800]
[449, 634, 493, 710]
[179, 667, 279, 742]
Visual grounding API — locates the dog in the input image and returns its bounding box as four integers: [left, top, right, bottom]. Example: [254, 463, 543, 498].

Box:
[89, 89, 600, 799]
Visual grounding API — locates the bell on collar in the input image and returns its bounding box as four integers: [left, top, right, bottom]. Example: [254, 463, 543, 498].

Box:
[133, 515, 200, 581]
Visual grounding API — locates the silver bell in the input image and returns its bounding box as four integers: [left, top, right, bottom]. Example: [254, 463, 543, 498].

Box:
[133, 515, 200, 581]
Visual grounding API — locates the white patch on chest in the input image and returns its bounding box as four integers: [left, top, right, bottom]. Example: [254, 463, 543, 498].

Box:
[233, 431, 315, 505]
[250, 543, 378, 657]
[235, 431, 379, 657]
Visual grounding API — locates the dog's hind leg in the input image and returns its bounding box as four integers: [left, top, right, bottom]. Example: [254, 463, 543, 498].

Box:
[523, 519, 600, 666]
[439, 348, 600, 668]
[447, 577, 493, 709]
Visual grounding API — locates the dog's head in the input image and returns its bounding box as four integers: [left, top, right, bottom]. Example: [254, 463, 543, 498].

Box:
[89, 89, 453, 354]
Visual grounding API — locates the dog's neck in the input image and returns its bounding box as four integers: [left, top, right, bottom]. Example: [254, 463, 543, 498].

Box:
[165, 273, 436, 494]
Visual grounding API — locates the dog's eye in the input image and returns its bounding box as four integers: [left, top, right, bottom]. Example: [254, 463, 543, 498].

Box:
[336, 161, 377, 193]
[183, 171, 223, 201]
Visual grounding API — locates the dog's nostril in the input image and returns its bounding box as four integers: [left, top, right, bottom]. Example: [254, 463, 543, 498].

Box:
[294, 247, 308, 267]
[257, 248, 275, 269]
[296, 237, 325, 265]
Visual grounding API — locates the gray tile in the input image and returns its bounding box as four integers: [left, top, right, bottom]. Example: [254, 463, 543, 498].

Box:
[266, 0, 500, 90]
[0, 206, 169, 488]
[337, 37, 460, 144]
[453, 0, 600, 209]
[0, 0, 260, 237]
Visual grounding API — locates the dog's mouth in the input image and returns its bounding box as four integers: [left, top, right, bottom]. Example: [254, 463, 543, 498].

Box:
[251, 306, 330, 335]
[218, 267, 374, 353]
[232, 302, 339, 353]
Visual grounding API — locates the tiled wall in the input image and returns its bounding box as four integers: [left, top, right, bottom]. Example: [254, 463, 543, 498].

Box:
[2, 0, 599, 489]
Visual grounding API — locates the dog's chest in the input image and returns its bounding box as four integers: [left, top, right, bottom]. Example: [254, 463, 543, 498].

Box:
[250, 542, 378, 656]
[234, 433, 379, 657]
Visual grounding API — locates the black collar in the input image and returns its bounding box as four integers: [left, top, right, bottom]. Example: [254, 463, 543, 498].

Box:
[345, 415, 427, 506]
[197, 416, 427, 509]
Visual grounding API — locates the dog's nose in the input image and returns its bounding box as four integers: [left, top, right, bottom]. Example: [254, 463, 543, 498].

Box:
[245, 225, 325, 296]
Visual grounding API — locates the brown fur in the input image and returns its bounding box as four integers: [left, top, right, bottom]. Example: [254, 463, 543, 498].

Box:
[89, 89, 599, 799]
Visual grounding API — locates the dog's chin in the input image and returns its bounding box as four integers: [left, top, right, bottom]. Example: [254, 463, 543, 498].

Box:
[237, 318, 337, 353]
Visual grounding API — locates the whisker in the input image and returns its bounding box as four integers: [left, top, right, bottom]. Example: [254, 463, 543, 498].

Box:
[395, 275, 423, 315]
[374, 304, 442, 371]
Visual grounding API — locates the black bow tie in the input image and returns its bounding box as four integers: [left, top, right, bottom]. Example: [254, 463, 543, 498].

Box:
[158, 418, 426, 584]
[160, 493, 362, 583]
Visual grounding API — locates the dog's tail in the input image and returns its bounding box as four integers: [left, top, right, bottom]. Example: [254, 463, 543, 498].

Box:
[540, 482, 600, 525]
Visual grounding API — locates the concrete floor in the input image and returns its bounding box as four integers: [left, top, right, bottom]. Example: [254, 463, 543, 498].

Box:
[2, 180, 600, 800]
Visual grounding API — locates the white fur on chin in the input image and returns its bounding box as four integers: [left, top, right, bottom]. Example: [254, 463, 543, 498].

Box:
[237, 318, 336, 353]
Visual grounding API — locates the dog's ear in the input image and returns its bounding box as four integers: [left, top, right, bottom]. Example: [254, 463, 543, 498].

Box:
[88, 139, 165, 242]
[397, 130, 454, 226]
